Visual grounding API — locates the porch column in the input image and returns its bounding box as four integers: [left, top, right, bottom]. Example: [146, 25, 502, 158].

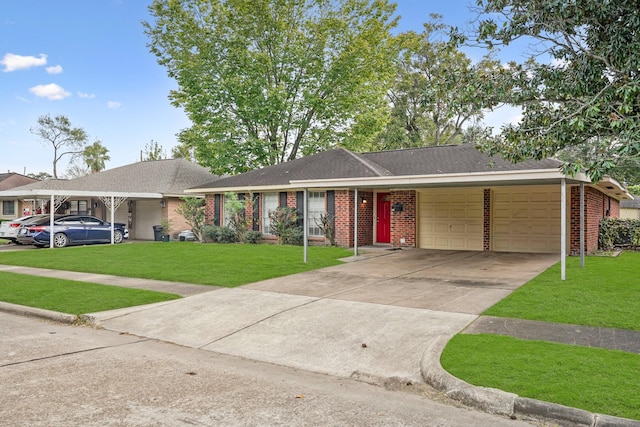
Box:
[303, 188, 308, 263]
[561, 179, 566, 281]
[354, 188, 359, 256]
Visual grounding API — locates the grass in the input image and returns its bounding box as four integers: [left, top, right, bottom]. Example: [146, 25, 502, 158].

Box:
[484, 251, 640, 330]
[443, 252, 640, 421]
[442, 334, 640, 420]
[0, 242, 352, 287]
[0, 271, 180, 314]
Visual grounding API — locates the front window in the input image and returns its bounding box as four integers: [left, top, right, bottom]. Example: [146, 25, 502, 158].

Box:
[308, 191, 325, 237]
[2, 200, 15, 216]
[69, 200, 89, 215]
[262, 193, 278, 235]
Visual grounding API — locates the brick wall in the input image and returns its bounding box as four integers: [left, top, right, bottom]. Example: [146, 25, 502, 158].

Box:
[334, 190, 353, 247]
[390, 190, 416, 248]
[570, 186, 620, 254]
[167, 198, 190, 237]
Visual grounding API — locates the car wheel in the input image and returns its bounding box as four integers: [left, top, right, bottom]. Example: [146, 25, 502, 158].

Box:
[113, 230, 123, 244]
[53, 233, 68, 248]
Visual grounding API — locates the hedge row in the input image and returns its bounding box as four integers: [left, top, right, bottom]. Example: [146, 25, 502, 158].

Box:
[599, 218, 640, 250]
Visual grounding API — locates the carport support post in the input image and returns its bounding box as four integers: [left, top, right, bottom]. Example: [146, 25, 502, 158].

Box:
[354, 188, 359, 256]
[561, 179, 567, 281]
[580, 183, 585, 268]
[49, 194, 55, 248]
[303, 188, 308, 263]
[110, 195, 115, 244]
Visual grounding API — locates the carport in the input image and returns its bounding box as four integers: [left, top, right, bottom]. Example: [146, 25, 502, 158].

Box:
[0, 188, 162, 248]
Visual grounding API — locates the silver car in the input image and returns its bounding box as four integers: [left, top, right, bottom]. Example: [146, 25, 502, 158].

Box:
[0, 215, 48, 244]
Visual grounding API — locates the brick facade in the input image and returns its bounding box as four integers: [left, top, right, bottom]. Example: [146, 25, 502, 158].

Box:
[570, 186, 620, 254]
[389, 190, 416, 248]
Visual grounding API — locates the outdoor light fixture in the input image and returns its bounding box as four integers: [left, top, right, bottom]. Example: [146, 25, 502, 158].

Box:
[160, 199, 166, 208]
[361, 196, 367, 204]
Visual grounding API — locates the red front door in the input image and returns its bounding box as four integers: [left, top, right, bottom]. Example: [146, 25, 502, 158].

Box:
[376, 193, 391, 243]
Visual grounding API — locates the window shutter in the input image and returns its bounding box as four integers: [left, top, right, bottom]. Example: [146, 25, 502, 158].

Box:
[326, 190, 335, 231]
[253, 194, 259, 231]
[213, 194, 221, 226]
[279, 192, 287, 207]
[296, 191, 304, 227]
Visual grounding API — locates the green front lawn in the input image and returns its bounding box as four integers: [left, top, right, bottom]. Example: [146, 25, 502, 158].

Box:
[443, 252, 640, 421]
[0, 242, 352, 287]
[0, 271, 180, 314]
[442, 334, 640, 420]
[484, 252, 640, 330]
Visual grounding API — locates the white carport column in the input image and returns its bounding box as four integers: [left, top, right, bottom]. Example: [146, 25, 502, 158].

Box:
[110, 195, 115, 244]
[561, 179, 567, 281]
[303, 188, 308, 263]
[354, 188, 359, 256]
[49, 194, 55, 248]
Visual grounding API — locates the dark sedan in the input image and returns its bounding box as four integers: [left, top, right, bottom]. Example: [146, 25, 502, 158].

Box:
[20, 215, 128, 248]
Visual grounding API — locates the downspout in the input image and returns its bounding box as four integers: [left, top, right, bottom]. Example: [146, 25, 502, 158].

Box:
[580, 183, 585, 268]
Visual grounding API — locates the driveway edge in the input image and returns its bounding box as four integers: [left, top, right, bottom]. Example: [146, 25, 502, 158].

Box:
[420, 335, 640, 427]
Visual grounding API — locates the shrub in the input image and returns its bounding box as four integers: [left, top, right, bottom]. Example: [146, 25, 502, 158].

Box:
[242, 230, 263, 244]
[315, 212, 336, 246]
[268, 207, 300, 245]
[599, 218, 640, 250]
[202, 225, 238, 243]
[282, 226, 304, 246]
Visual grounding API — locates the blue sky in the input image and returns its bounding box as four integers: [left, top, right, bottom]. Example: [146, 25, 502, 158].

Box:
[0, 0, 523, 177]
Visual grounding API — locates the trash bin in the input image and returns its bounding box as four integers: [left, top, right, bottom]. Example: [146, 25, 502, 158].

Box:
[153, 225, 163, 241]
[161, 234, 170, 242]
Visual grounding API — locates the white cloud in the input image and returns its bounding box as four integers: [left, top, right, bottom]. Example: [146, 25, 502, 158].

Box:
[1, 53, 47, 72]
[46, 64, 63, 74]
[107, 101, 121, 109]
[77, 91, 95, 99]
[29, 83, 71, 100]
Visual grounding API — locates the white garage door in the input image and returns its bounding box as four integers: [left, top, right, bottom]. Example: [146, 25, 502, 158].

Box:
[418, 188, 483, 250]
[135, 199, 162, 240]
[492, 186, 561, 253]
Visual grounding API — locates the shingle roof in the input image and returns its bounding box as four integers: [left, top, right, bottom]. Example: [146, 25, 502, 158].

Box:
[0, 173, 39, 190]
[8, 159, 219, 195]
[193, 144, 563, 190]
[621, 199, 640, 209]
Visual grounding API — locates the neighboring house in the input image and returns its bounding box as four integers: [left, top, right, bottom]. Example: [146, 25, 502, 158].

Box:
[0, 173, 39, 220]
[620, 199, 640, 219]
[0, 159, 219, 240]
[188, 145, 632, 255]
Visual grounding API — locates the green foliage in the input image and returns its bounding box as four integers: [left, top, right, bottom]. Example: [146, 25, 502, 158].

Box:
[175, 197, 206, 242]
[203, 225, 238, 243]
[30, 114, 88, 178]
[627, 184, 640, 196]
[369, 16, 505, 150]
[315, 212, 336, 246]
[268, 206, 302, 245]
[83, 140, 111, 173]
[142, 140, 167, 161]
[224, 193, 252, 241]
[472, 0, 640, 182]
[599, 218, 640, 251]
[242, 230, 263, 244]
[145, 0, 399, 174]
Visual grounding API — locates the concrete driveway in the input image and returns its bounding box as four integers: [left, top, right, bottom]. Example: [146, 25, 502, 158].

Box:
[94, 249, 558, 385]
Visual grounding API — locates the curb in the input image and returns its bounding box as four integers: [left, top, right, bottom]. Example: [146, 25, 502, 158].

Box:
[420, 335, 640, 427]
[0, 301, 95, 326]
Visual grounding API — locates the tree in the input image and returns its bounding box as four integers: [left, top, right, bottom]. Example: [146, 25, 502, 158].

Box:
[471, 0, 640, 182]
[141, 140, 167, 161]
[371, 17, 504, 150]
[144, 0, 399, 174]
[27, 172, 52, 180]
[175, 197, 206, 242]
[83, 140, 111, 173]
[171, 142, 195, 162]
[30, 114, 88, 178]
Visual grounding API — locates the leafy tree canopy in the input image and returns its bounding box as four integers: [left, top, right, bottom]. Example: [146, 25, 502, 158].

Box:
[370, 16, 504, 151]
[30, 114, 88, 179]
[141, 140, 167, 161]
[466, 0, 640, 183]
[145, 0, 399, 174]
